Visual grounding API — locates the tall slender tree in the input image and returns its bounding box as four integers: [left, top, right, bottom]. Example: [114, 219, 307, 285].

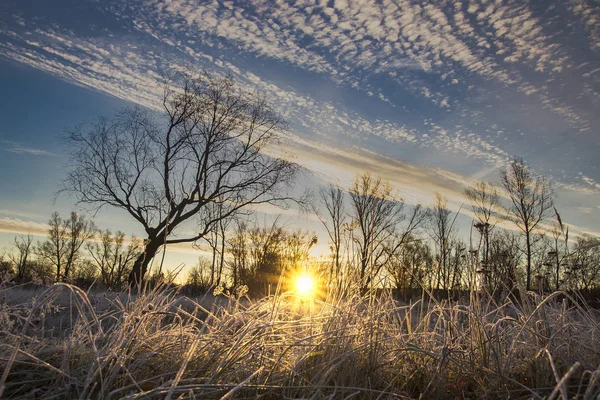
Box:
[464, 181, 502, 285]
[500, 157, 553, 291]
[9, 234, 34, 282]
[427, 193, 457, 291]
[315, 183, 346, 286]
[349, 173, 404, 289]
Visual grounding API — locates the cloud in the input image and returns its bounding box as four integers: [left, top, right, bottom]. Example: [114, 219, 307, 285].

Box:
[7, 145, 56, 156]
[570, 0, 600, 50]
[2, 140, 57, 156]
[577, 207, 595, 214]
[2, 1, 596, 155]
[0, 209, 42, 220]
[0, 0, 599, 237]
[0, 215, 211, 260]
[286, 135, 475, 210]
[0, 217, 49, 237]
[0, 22, 514, 171]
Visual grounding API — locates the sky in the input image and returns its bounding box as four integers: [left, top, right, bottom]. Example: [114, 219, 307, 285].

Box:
[1, 0, 599, 270]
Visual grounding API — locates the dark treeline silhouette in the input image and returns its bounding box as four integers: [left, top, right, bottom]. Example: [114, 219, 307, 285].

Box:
[2, 74, 599, 300]
[2, 162, 599, 302]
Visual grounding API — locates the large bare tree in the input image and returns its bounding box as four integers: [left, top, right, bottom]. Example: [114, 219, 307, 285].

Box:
[63, 72, 299, 285]
[500, 157, 553, 291]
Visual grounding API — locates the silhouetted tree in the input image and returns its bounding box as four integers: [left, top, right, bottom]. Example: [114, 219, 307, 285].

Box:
[9, 234, 34, 282]
[197, 200, 233, 287]
[315, 183, 346, 287]
[349, 173, 404, 289]
[63, 72, 299, 286]
[185, 256, 213, 294]
[387, 238, 433, 291]
[566, 236, 600, 290]
[0, 251, 13, 278]
[486, 230, 520, 299]
[382, 204, 428, 267]
[228, 220, 249, 288]
[427, 193, 457, 291]
[464, 181, 502, 270]
[500, 157, 553, 291]
[530, 233, 553, 293]
[86, 229, 141, 288]
[229, 219, 316, 295]
[72, 259, 98, 288]
[246, 220, 287, 295]
[37, 212, 95, 281]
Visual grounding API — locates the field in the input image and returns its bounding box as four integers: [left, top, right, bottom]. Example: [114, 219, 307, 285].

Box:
[1, 283, 600, 399]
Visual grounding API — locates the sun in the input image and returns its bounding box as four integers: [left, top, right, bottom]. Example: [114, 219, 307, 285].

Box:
[295, 273, 316, 297]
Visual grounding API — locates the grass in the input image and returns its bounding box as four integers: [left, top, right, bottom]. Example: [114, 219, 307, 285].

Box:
[1, 282, 600, 399]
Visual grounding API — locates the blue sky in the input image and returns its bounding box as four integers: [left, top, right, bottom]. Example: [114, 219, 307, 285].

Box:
[1, 0, 599, 267]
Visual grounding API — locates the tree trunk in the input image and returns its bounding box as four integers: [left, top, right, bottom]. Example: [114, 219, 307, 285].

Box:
[555, 243, 560, 291]
[525, 232, 532, 291]
[217, 232, 225, 286]
[210, 244, 216, 287]
[128, 236, 163, 287]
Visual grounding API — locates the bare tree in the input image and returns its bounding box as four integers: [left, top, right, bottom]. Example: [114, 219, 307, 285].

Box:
[246, 220, 287, 295]
[464, 181, 502, 268]
[349, 173, 404, 289]
[383, 204, 428, 263]
[530, 233, 553, 292]
[37, 212, 67, 281]
[387, 237, 433, 291]
[197, 200, 233, 287]
[486, 230, 520, 299]
[37, 212, 95, 281]
[566, 236, 600, 290]
[64, 212, 96, 279]
[229, 219, 316, 295]
[9, 234, 34, 282]
[0, 251, 13, 278]
[86, 230, 141, 288]
[63, 72, 299, 286]
[185, 256, 213, 294]
[427, 193, 457, 291]
[228, 220, 249, 288]
[280, 229, 318, 272]
[315, 183, 346, 286]
[500, 157, 554, 291]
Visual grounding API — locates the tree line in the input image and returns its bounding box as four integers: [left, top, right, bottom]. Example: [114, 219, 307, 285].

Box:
[0, 211, 140, 288]
[2, 71, 598, 297]
[1, 163, 599, 297]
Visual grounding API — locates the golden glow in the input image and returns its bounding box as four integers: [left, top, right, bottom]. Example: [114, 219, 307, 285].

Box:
[295, 273, 316, 297]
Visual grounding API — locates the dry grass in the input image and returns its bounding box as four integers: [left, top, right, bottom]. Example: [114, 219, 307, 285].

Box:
[1, 282, 599, 399]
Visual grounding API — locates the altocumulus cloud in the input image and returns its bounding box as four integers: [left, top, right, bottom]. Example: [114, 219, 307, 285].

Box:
[0, 0, 599, 232]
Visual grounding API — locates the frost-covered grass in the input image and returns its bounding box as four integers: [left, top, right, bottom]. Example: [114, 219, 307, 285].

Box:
[1, 283, 599, 399]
